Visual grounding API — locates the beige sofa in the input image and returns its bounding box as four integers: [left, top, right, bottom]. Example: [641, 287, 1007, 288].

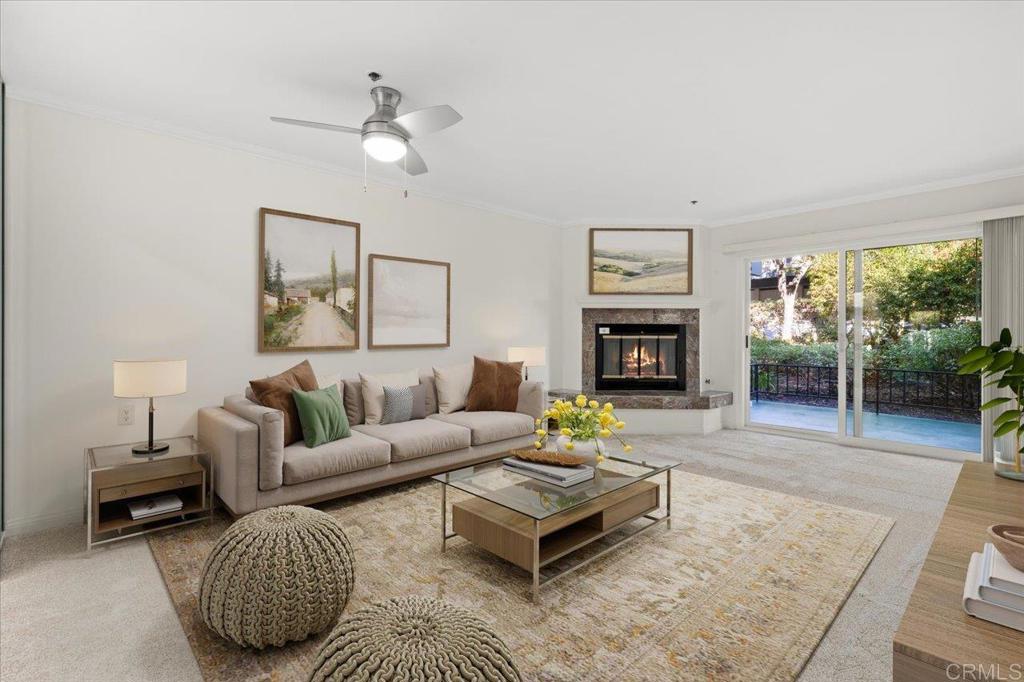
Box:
[198, 371, 544, 516]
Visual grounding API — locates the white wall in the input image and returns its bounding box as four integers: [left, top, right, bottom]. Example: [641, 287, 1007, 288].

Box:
[3, 101, 559, 533]
[703, 175, 1024, 428]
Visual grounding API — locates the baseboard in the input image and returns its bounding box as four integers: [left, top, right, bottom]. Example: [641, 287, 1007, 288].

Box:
[2, 507, 81, 536]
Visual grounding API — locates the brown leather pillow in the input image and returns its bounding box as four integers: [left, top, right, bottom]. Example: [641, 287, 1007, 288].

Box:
[465, 356, 523, 412]
[249, 360, 318, 445]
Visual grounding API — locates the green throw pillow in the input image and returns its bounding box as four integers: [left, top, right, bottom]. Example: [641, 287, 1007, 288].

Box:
[292, 384, 351, 448]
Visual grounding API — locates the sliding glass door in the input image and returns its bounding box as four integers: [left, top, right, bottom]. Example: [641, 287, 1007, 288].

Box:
[848, 239, 982, 452]
[747, 237, 982, 454]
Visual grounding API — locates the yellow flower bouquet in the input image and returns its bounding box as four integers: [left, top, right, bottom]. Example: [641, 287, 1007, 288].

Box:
[532, 394, 631, 463]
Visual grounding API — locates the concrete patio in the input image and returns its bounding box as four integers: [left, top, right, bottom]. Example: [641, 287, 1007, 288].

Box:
[749, 400, 981, 452]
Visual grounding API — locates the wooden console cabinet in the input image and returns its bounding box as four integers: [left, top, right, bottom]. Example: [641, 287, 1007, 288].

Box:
[893, 462, 1024, 681]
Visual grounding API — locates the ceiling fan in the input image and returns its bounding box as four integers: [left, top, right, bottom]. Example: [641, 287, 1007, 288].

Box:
[271, 73, 462, 176]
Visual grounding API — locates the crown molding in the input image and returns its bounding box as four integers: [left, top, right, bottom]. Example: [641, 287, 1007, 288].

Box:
[705, 166, 1024, 228]
[5, 89, 562, 227]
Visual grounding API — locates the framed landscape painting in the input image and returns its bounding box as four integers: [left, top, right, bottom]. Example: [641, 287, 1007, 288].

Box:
[259, 208, 360, 352]
[589, 228, 693, 295]
[368, 254, 450, 349]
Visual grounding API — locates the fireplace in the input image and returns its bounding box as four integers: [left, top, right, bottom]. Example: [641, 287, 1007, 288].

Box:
[594, 323, 686, 391]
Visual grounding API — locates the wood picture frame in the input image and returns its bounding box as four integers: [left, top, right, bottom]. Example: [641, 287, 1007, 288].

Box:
[589, 227, 693, 295]
[368, 254, 451, 349]
[258, 207, 360, 352]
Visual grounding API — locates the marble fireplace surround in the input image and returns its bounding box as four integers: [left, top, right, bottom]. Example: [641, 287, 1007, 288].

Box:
[572, 308, 732, 410]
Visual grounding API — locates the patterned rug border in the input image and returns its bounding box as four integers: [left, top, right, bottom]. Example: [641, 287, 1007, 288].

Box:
[148, 470, 894, 682]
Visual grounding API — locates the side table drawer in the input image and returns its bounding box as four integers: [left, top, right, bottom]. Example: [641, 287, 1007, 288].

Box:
[98, 471, 203, 503]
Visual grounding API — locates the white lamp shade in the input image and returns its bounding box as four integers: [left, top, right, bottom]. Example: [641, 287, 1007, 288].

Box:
[507, 346, 546, 367]
[113, 360, 187, 398]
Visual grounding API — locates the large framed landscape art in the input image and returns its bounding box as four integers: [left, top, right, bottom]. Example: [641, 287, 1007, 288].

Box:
[368, 254, 451, 349]
[259, 208, 360, 352]
[589, 227, 693, 295]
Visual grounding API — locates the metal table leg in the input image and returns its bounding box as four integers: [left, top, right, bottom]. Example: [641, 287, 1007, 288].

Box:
[532, 518, 540, 602]
[441, 482, 447, 553]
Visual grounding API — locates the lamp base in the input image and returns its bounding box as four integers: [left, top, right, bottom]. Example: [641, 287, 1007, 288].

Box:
[132, 442, 170, 457]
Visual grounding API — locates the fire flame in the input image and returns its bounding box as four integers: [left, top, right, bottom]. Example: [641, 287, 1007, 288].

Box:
[623, 344, 660, 375]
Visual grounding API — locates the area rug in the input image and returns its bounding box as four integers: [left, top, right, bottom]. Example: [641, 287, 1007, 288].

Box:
[148, 470, 892, 681]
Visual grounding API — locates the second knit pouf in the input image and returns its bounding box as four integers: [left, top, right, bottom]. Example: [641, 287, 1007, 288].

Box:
[199, 505, 355, 648]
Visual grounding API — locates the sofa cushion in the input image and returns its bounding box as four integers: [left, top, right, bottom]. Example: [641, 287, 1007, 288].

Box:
[465, 356, 523, 412]
[360, 370, 420, 425]
[354, 419, 471, 462]
[433, 362, 474, 414]
[429, 411, 535, 446]
[342, 379, 365, 425]
[249, 360, 318, 446]
[282, 430, 391, 485]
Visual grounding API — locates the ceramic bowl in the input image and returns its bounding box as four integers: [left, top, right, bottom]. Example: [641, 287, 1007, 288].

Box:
[988, 524, 1024, 572]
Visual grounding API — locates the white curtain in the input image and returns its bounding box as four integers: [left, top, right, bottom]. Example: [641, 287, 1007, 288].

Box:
[982, 216, 1024, 462]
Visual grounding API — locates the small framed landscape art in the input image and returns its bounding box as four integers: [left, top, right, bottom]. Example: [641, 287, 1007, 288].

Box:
[259, 208, 360, 352]
[368, 254, 451, 349]
[589, 227, 693, 295]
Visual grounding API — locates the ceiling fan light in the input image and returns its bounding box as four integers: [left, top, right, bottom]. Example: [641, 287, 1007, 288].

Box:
[362, 131, 407, 162]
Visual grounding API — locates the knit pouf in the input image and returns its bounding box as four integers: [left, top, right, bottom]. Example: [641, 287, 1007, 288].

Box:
[308, 596, 522, 682]
[199, 505, 355, 648]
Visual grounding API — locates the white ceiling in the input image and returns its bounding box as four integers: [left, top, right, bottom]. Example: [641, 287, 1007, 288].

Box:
[3, 1, 1023, 225]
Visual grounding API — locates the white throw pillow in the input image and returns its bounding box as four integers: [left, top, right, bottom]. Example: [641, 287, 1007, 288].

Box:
[433, 363, 474, 414]
[317, 372, 343, 390]
[360, 370, 419, 425]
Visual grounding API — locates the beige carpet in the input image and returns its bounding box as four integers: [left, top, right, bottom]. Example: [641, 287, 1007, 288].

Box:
[148, 469, 891, 681]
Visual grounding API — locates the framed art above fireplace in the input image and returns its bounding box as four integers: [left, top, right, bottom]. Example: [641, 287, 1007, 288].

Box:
[589, 228, 693, 295]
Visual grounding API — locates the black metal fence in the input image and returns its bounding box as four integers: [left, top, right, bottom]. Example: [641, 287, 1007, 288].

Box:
[750, 364, 980, 414]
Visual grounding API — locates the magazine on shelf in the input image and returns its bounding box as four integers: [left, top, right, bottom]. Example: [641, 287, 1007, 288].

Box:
[963, 552, 1024, 633]
[980, 542, 1024, 610]
[127, 493, 183, 520]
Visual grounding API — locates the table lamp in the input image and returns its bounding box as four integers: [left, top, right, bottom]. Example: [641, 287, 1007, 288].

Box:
[113, 359, 187, 455]
[507, 346, 546, 380]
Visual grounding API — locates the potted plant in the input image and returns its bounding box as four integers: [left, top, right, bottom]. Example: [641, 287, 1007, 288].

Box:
[533, 394, 632, 463]
[958, 327, 1024, 480]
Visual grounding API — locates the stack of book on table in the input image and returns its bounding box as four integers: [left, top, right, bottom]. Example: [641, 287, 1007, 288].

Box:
[502, 457, 595, 488]
[127, 493, 183, 520]
[964, 543, 1024, 632]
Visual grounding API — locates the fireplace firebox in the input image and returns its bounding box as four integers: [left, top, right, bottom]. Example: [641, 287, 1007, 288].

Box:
[594, 323, 686, 391]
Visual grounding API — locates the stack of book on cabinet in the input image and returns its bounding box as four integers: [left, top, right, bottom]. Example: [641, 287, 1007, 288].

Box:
[127, 493, 183, 520]
[964, 543, 1024, 632]
[502, 457, 595, 487]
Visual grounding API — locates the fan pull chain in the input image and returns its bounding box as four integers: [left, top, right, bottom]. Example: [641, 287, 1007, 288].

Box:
[363, 150, 367, 192]
[403, 153, 408, 199]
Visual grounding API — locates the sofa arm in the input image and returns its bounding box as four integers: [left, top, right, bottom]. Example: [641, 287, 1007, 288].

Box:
[198, 407, 259, 516]
[516, 381, 545, 419]
[222, 395, 284, 491]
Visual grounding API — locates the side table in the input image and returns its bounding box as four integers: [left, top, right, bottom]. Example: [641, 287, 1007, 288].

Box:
[84, 435, 214, 550]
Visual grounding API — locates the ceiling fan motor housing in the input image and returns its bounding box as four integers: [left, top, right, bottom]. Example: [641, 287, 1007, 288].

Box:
[362, 86, 409, 141]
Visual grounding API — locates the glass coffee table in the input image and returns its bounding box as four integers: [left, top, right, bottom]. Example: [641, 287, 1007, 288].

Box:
[433, 453, 677, 600]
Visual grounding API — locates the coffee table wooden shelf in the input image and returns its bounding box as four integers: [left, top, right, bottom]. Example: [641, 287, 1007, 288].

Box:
[435, 454, 675, 601]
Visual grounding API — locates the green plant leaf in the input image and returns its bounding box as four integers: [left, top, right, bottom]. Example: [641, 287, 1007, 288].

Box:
[958, 346, 990, 365]
[1000, 328, 1013, 347]
[994, 410, 1021, 426]
[994, 422, 1018, 438]
[989, 351, 1016, 373]
[980, 397, 1012, 410]
[958, 357, 992, 375]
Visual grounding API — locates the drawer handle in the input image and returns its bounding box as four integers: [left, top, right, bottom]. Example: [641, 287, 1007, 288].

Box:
[120, 488, 128, 497]
[177, 479, 184, 485]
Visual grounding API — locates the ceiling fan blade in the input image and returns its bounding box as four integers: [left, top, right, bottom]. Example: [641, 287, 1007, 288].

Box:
[391, 105, 462, 138]
[270, 117, 361, 134]
[397, 144, 428, 176]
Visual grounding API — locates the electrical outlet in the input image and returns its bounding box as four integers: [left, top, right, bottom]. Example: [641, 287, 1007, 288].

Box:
[118, 404, 134, 426]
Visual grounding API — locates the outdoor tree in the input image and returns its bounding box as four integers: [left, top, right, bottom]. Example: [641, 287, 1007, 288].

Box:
[330, 249, 338, 308]
[765, 256, 814, 342]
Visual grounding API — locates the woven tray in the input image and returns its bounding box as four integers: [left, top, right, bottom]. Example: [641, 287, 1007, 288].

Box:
[509, 449, 587, 467]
